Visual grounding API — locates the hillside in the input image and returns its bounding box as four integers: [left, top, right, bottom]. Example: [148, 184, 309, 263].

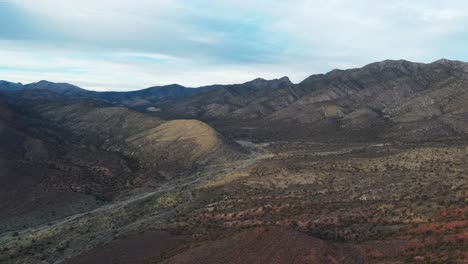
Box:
[258, 59, 468, 141]
[161, 226, 365, 264]
[0, 92, 247, 234]
[191, 59, 468, 142]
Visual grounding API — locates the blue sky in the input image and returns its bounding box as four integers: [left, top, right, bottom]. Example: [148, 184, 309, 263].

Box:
[1, 0, 468, 91]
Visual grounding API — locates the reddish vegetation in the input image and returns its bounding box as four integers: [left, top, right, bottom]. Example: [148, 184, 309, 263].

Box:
[163, 226, 366, 264]
[359, 206, 468, 263]
[405, 220, 468, 235]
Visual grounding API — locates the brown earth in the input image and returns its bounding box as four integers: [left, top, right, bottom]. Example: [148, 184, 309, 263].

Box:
[66, 231, 189, 264]
[162, 226, 365, 264]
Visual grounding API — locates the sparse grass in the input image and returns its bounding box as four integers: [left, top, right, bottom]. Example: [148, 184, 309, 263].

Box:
[3, 143, 468, 264]
[198, 171, 250, 189]
[156, 192, 182, 208]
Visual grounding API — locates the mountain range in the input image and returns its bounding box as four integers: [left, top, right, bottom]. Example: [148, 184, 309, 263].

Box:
[3, 59, 468, 142]
[1, 59, 468, 264]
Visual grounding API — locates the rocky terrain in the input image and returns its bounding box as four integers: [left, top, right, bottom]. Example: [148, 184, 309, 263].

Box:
[0, 59, 467, 263]
[153, 59, 468, 142]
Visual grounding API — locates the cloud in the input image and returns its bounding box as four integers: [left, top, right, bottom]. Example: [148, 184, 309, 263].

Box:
[1, 0, 468, 90]
[11, 0, 287, 64]
[0, 41, 307, 91]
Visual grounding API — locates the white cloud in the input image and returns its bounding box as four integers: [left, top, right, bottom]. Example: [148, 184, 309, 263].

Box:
[0, 41, 310, 91]
[3, 0, 468, 90]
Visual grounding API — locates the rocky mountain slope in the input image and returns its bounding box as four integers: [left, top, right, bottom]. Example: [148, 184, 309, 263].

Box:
[155, 77, 295, 121]
[259, 59, 468, 141]
[129, 59, 468, 142]
[174, 59, 468, 142]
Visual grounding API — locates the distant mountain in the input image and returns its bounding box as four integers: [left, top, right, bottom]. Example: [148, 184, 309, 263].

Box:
[91, 84, 219, 110]
[258, 59, 468, 141]
[25, 80, 88, 95]
[3, 59, 468, 142]
[0, 80, 23, 90]
[155, 76, 296, 121]
[0, 80, 87, 95]
[156, 59, 468, 142]
[242, 76, 293, 90]
[0, 76, 296, 115]
[0, 80, 218, 110]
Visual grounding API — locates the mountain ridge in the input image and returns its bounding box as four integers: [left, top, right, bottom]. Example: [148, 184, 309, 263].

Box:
[3, 58, 468, 143]
[1, 58, 465, 97]
[0, 76, 296, 93]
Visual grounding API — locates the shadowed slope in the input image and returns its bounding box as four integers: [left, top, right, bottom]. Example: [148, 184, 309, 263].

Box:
[163, 226, 365, 264]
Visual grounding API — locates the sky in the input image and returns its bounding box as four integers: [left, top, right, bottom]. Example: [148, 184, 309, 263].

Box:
[1, 0, 467, 91]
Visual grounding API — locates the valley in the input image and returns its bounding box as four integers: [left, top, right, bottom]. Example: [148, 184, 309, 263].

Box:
[0, 59, 467, 263]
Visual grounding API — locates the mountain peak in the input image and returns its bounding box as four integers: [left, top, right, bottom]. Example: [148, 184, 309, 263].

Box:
[278, 76, 292, 82]
[0, 80, 24, 91]
[431, 58, 468, 68]
[434, 58, 450, 63]
[21, 80, 87, 96]
[243, 76, 293, 89]
[144, 83, 187, 91]
[363, 59, 420, 70]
